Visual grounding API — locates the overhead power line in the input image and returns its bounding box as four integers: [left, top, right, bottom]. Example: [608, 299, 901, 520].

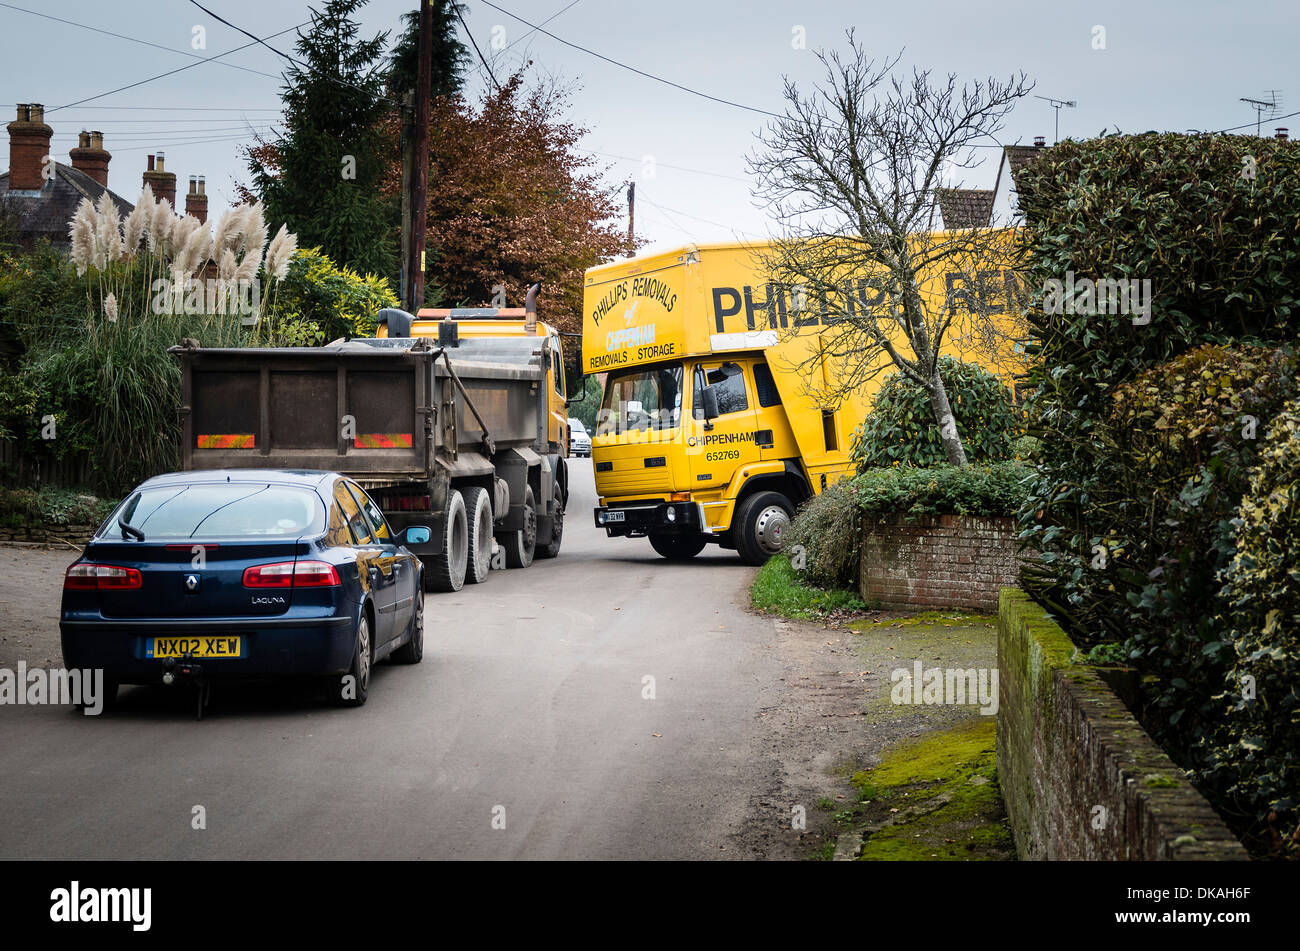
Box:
[502, 0, 582, 52]
[479, 0, 782, 119]
[455, 3, 502, 92]
[48, 22, 306, 114]
[0, 2, 282, 81]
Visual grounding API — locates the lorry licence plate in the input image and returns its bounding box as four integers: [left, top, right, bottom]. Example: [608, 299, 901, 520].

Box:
[605, 510, 625, 523]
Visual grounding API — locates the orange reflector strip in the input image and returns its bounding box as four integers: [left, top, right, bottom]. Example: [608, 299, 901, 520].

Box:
[355, 433, 413, 449]
[197, 434, 255, 449]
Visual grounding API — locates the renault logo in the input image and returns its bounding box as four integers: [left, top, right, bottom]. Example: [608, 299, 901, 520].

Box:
[184, 574, 200, 593]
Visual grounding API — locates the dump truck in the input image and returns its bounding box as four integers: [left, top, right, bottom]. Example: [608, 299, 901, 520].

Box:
[173, 286, 573, 592]
[581, 241, 1024, 565]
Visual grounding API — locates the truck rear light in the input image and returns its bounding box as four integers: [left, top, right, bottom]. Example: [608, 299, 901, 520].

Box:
[64, 564, 143, 590]
[243, 561, 340, 588]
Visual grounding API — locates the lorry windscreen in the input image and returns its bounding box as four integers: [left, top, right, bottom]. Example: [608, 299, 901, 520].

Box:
[596, 366, 683, 435]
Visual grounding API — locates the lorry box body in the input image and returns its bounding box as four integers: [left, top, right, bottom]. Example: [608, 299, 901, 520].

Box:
[581, 238, 1025, 564]
[174, 293, 571, 592]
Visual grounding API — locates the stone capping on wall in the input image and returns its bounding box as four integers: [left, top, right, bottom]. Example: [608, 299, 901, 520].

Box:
[996, 588, 1247, 861]
[859, 512, 1023, 612]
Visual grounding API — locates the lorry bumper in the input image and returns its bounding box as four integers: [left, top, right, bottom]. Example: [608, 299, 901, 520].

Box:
[594, 501, 706, 537]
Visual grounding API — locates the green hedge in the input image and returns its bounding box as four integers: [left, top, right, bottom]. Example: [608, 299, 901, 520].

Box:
[856, 462, 1031, 518]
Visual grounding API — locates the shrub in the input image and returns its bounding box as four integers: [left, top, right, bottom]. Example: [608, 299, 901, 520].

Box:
[855, 462, 1031, 518]
[259, 247, 398, 345]
[1205, 401, 1300, 857]
[851, 357, 1021, 468]
[787, 478, 863, 589]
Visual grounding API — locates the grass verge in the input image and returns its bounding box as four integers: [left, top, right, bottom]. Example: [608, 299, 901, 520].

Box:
[750, 555, 867, 620]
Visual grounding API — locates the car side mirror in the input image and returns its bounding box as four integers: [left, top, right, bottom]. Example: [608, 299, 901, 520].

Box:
[401, 525, 432, 546]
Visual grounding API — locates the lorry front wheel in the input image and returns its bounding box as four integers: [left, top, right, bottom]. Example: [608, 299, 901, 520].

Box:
[649, 534, 707, 560]
[536, 480, 564, 559]
[734, 491, 793, 566]
[462, 486, 493, 583]
[426, 489, 468, 592]
[497, 484, 536, 569]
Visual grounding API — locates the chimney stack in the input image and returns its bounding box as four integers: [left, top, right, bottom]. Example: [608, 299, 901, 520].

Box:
[6, 102, 53, 191]
[185, 174, 208, 222]
[1033, 136, 1047, 148]
[69, 128, 112, 187]
[1275, 128, 1289, 141]
[142, 150, 176, 207]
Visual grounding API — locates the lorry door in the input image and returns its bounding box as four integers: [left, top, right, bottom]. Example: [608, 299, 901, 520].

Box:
[687, 360, 763, 497]
[336, 481, 400, 645]
[750, 360, 800, 464]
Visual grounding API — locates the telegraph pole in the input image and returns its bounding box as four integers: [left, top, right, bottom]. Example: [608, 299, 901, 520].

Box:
[626, 181, 635, 257]
[407, 2, 433, 312]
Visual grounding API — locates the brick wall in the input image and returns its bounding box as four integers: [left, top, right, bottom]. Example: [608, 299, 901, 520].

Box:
[858, 513, 1020, 612]
[997, 588, 1246, 860]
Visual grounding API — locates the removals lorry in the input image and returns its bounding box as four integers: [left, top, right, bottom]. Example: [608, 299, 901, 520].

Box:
[581, 241, 1024, 565]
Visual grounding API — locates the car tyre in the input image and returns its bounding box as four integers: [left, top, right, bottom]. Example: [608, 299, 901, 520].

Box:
[331, 612, 372, 707]
[426, 488, 468, 592]
[649, 533, 707, 560]
[392, 585, 424, 665]
[733, 491, 794, 566]
[462, 486, 493, 584]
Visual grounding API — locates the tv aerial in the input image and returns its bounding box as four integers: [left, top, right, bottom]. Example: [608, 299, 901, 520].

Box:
[1239, 91, 1283, 136]
[1033, 95, 1077, 144]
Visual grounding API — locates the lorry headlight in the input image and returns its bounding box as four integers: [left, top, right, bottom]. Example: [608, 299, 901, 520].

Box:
[596, 512, 606, 525]
[665, 507, 677, 523]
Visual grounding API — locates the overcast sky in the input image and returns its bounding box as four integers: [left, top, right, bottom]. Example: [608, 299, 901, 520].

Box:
[3, 0, 1297, 258]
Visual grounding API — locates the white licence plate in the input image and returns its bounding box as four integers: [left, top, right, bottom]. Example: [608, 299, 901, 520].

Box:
[605, 511, 625, 523]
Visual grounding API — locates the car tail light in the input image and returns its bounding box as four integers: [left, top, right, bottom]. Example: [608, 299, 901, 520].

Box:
[64, 564, 143, 590]
[243, 561, 341, 588]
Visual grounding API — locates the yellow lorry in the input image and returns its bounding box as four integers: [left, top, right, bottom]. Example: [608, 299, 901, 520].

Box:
[581, 241, 1023, 564]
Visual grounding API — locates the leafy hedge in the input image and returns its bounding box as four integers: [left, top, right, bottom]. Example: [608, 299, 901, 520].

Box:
[1207, 401, 1300, 857]
[856, 462, 1031, 518]
[851, 357, 1021, 468]
[0, 486, 116, 529]
[1013, 131, 1300, 857]
[260, 246, 398, 345]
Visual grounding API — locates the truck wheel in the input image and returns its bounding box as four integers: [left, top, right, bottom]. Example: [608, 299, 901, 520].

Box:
[497, 484, 536, 569]
[426, 489, 468, 592]
[733, 491, 793, 566]
[536, 480, 564, 559]
[649, 534, 707, 560]
[462, 486, 493, 583]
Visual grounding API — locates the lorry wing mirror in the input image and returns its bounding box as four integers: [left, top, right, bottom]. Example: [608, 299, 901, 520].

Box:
[701, 385, 720, 425]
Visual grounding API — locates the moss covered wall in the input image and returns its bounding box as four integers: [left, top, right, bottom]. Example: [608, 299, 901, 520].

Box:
[997, 589, 1246, 860]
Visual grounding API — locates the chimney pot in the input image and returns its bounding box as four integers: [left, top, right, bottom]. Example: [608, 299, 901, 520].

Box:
[78, 130, 89, 148]
[7, 99, 54, 190]
[89, 130, 103, 150]
[69, 128, 111, 187]
[29, 103, 43, 123]
[1276, 127, 1289, 141]
[1033, 136, 1046, 148]
[198, 175, 206, 196]
[147, 154, 155, 171]
[143, 151, 177, 208]
[156, 151, 165, 172]
[15, 103, 28, 121]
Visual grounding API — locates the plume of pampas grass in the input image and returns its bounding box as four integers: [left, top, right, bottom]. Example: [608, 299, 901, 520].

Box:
[175, 219, 211, 278]
[150, 198, 174, 257]
[240, 202, 267, 258]
[219, 248, 237, 282]
[234, 245, 261, 285]
[121, 200, 148, 259]
[103, 293, 118, 322]
[210, 206, 247, 255]
[263, 224, 298, 281]
[94, 192, 120, 268]
[68, 198, 95, 276]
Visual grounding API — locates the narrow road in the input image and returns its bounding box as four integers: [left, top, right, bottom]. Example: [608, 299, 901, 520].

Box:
[0, 460, 793, 860]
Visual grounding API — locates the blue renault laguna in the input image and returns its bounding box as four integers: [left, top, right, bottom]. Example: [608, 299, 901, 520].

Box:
[60, 469, 429, 711]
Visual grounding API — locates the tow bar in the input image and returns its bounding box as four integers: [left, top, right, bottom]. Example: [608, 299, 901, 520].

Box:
[161, 657, 211, 721]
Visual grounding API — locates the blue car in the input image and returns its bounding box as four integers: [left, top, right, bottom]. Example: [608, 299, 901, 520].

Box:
[60, 470, 429, 710]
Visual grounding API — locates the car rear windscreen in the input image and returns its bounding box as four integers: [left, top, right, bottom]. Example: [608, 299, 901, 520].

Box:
[107, 484, 326, 539]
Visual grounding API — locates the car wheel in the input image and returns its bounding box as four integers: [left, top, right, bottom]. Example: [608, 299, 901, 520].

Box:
[497, 484, 536, 569]
[331, 612, 371, 707]
[462, 486, 493, 584]
[426, 488, 468, 592]
[536, 480, 564, 559]
[733, 491, 793, 566]
[649, 533, 707, 560]
[392, 586, 424, 664]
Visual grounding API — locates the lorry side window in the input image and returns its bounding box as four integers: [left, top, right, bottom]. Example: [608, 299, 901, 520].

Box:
[753, 363, 781, 407]
[551, 336, 565, 398]
[693, 362, 749, 418]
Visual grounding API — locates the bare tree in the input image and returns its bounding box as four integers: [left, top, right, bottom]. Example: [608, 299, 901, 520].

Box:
[749, 35, 1032, 465]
